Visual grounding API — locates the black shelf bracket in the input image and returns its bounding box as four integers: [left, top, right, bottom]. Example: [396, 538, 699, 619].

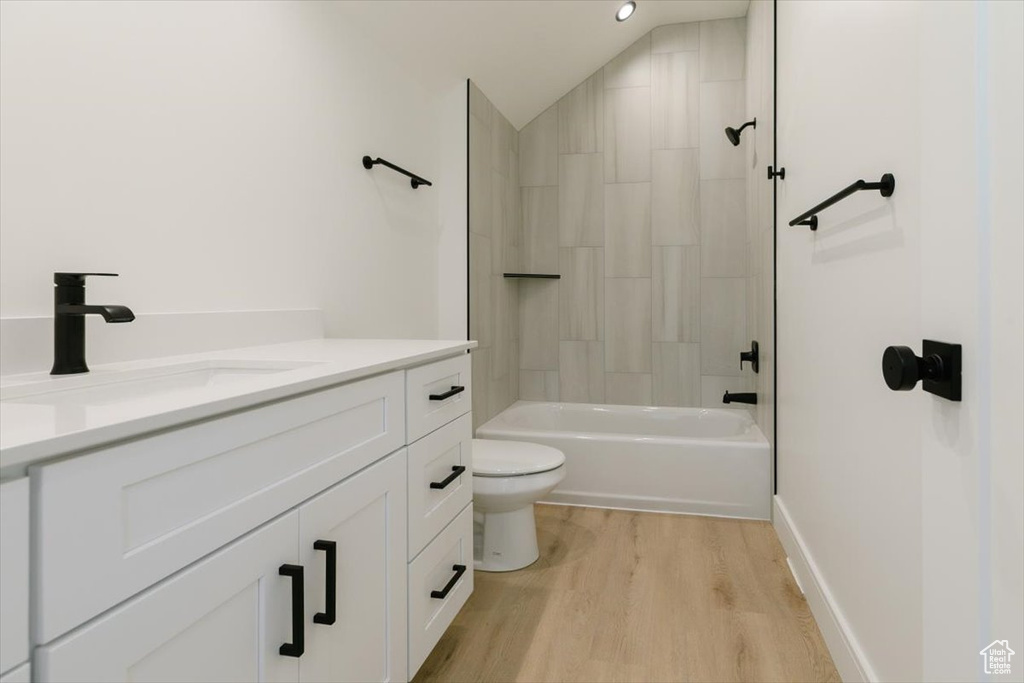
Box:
[362, 155, 432, 189]
[789, 173, 894, 231]
[503, 273, 560, 279]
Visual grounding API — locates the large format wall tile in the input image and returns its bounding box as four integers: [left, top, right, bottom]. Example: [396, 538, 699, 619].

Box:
[559, 341, 605, 403]
[604, 34, 651, 88]
[520, 370, 560, 401]
[652, 342, 701, 406]
[605, 373, 653, 405]
[605, 182, 652, 277]
[558, 71, 603, 154]
[469, 82, 491, 126]
[700, 277, 746, 376]
[653, 246, 700, 342]
[521, 186, 559, 273]
[652, 51, 699, 149]
[699, 81, 746, 180]
[652, 23, 699, 54]
[560, 247, 604, 340]
[652, 149, 700, 245]
[604, 87, 651, 183]
[700, 18, 746, 82]
[470, 234, 492, 348]
[469, 83, 520, 425]
[605, 278, 652, 372]
[491, 114, 511, 176]
[520, 105, 558, 186]
[559, 154, 604, 246]
[469, 115, 492, 237]
[700, 179, 747, 277]
[519, 280, 559, 370]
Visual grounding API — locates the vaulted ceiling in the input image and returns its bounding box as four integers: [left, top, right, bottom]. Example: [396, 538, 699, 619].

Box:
[338, 1, 749, 129]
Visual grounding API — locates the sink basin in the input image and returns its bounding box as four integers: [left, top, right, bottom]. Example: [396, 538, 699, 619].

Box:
[1, 360, 321, 407]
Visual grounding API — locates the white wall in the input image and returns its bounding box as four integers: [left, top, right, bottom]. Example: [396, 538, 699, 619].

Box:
[0, 1, 467, 367]
[776, 1, 1023, 681]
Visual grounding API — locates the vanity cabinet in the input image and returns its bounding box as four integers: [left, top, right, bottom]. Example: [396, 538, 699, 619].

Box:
[36, 508, 301, 682]
[0, 478, 29, 680]
[19, 348, 473, 683]
[36, 450, 407, 683]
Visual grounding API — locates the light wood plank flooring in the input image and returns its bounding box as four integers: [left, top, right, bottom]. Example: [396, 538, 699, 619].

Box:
[414, 504, 839, 683]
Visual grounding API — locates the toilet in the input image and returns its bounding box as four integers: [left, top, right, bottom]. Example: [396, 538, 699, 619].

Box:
[471, 439, 566, 572]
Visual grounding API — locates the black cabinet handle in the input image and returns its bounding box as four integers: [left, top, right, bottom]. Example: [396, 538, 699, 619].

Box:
[429, 465, 467, 490]
[278, 564, 304, 657]
[313, 541, 337, 625]
[430, 564, 467, 600]
[428, 385, 465, 401]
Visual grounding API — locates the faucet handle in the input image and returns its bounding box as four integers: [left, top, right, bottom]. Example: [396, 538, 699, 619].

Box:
[54, 272, 119, 286]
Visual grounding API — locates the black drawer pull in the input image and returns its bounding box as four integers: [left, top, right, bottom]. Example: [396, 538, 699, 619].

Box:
[428, 385, 465, 401]
[278, 564, 304, 657]
[430, 564, 467, 600]
[429, 465, 467, 490]
[313, 540, 337, 625]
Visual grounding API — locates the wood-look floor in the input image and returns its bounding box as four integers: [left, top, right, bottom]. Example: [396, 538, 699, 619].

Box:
[414, 505, 840, 683]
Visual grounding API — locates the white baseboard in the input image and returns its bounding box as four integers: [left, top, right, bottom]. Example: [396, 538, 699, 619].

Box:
[772, 496, 877, 683]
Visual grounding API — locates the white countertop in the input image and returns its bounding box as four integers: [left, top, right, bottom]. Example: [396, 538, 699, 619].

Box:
[0, 338, 475, 476]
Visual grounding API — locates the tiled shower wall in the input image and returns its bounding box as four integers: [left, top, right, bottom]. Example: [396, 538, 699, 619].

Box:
[516, 19, 756, 407]
[469, 82, 521, 428]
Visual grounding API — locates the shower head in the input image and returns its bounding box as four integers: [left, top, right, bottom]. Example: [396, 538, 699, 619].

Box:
[724, 118, 756, 146]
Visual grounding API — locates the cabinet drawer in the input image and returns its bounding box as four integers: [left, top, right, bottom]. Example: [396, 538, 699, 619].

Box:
[408, 414, 472, 558]
[36, 511, 299, 683]
[32, 371, 405, 643]
[408, 504, 473, 677]
[0, 478, 29, 676]
[406, 354, 471, 442]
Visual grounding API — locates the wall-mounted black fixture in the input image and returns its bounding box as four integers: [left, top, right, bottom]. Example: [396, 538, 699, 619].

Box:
[725, 118, 756, 146]
[502, 273, 561, 279]
[882, 340, 961, 401]
[740, 340, 759, 374]
[362, 155, 432, 189]
[51, 272, 135, 375]
[767, 166, 785, 180]
[723, 391, 757, 405]
[789, 173, 895, 231]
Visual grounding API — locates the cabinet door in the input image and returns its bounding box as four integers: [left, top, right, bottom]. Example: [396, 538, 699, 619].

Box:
[37, 512, 300, 683]
[298, 451, 408, 683]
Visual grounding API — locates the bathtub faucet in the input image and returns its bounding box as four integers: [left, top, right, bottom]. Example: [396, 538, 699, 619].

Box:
[722, 391, 757, 405]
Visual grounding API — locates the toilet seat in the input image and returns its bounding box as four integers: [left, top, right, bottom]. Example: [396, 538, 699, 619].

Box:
[472, 439, 565, 477]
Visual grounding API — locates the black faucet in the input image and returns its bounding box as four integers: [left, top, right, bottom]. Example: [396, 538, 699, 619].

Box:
[723, 390, 757, 405]
[51, 272, 135, 375]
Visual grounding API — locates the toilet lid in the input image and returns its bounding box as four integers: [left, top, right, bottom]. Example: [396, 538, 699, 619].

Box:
[472, 439, 565, 477]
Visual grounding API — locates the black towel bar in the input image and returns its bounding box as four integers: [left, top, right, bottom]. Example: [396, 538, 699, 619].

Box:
[362, 155, 432, 189]
[789, 173, 895, 231]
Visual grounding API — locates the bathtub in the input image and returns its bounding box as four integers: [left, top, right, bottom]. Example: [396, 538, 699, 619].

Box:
[475, 401, 771, 520]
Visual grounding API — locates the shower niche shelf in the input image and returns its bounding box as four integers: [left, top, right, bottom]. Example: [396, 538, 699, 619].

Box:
[502, 273, 560, 279]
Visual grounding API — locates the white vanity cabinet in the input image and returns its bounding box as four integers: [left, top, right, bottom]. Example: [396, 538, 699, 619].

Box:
[36, 509, 301, 683]
[10, 344, 474, 683]
[296, 451, 407, 683]
[35, 451, 408, 683]
[0, 478, 30, 681]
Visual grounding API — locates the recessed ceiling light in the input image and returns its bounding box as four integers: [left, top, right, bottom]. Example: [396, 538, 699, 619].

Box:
[615, 1, 636, 22]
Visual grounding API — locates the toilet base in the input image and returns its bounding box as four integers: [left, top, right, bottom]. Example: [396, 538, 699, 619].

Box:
[473, 505, 540, 572]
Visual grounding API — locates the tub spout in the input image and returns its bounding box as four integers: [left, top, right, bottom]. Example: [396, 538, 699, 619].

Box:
[723, 391, 757, 405]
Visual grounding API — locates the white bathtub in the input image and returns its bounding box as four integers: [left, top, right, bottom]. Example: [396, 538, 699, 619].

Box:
[475, 401, 771, 520]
